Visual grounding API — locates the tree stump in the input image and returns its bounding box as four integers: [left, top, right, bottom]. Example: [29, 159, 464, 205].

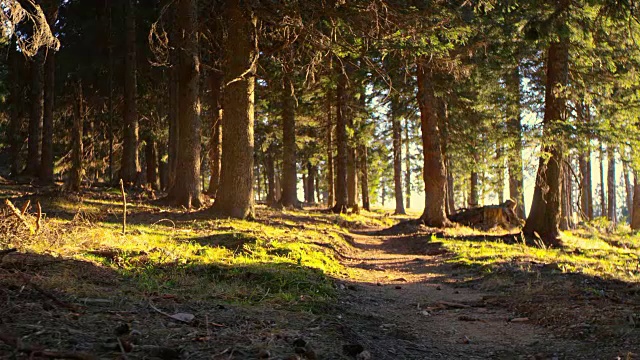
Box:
[448, 199, 523, 230]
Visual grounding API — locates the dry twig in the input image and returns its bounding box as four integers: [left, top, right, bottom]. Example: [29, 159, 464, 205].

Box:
[4, 199, 35, 234]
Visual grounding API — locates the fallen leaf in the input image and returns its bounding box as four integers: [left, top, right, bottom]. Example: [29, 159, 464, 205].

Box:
[169, 312, 194, 323]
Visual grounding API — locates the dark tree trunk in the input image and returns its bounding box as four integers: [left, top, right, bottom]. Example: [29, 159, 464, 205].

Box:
[167, 0, 202, 208]
[332, 62, 348, 213]
[26, 51, 45, 176]
[280, 74, 299, 208]
[68, 81, 84, 192]
[600, 144, 606, 217]
[347, 147, 359, 211]
[360, 145, 370, 211]
[211, 0, 256, 218]
[8, 34, 22, 177]
[107, 0, 114, 183]
[326, 88, 335, 207]
[206, 71, 223, 197]
[39, 1, 59, 184]
[120, 0, 140, 186]
[523, 28, 568, 246]
[145, 136, 159, 190]
[416, 61, 449, 227]
[623, 159, 633, 222]
[607, 147, 616, 224]
[167, 7, 180, 192]
[265, 147, 276, 205]
[507, 67, 526, 219]
[579, 153, 593, 220]
[306, 162, 316, 203]
[391, 99, 405, 214]
[632, 174, 640, 230]
[405, 118, 412, 209]
[446, 159, 455, 214]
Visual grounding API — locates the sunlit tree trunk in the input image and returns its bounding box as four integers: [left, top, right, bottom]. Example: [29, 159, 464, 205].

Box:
[391, 98, 405, 214]
[280, 73, 300, 208]
[507, 67, 525, 218]
[416, 60, 449, 227]
[332, 61, 348, 213]
[167, 0, 202, 208]
[623, 159, 633, 222]
[206, 71, 223, 197]
[599, 144, 606, 217]
[145, 135, 159, 190]
[326, 89, 335, 207]
[607, 147, 616, 224]
[632, 174, 640, 230]
[523, 18, 568, 246]
[404, 118, 412, 209]
[469, 170, 479, 208]
[579, 153, 593, 220]
[211, 0, 256, 218]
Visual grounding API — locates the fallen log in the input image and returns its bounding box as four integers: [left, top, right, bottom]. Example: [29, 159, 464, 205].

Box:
[449, 199, 523, 230]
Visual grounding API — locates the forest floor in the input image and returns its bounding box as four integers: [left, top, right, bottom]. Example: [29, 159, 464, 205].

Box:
[1, 183, 640, 359]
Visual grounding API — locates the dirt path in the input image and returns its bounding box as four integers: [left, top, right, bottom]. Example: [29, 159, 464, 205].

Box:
[328, 228, 604, 360]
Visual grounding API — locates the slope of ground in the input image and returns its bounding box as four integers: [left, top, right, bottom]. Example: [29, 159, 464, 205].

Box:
[0, 185, 639, 359]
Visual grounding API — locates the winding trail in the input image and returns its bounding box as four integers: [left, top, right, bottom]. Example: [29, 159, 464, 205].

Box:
[328, 227, 600, 359]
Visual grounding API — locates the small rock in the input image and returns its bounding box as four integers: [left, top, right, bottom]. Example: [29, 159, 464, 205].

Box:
[258, 349, 271, 358]
[454, 290, 460, 294]
[292, 338, 307, 348]
[343, 344, 364, 356]
[376, 282, 382, 286]
[356, 350, 372, 360]
[395, 286, 402, 290]
[436, 286, 442, 290]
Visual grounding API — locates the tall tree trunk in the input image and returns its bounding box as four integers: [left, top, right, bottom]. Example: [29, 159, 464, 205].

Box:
[632, 174, 640, 230]
[166, 8, 180, 192]
[523, 23, 568, 246]
[326, 89, 335, 208]
[280, 74, 299, 208]
[495, 144, 504, 204]
[446, 159, 455, 214]
[469, 171, 479, 208]
[265, 147, 276, 205]
[39, 1, 59, 184]
[404, 118, 412, 209]
[211, 0, 256, 218]
[391, 99, 405, 214]
[560, 159, 574, 230]
[206, 71, 223, 197]
[306, 162, 316, 203]
[607, 147, 616, 224]
[360, 145, 370, 211]
[416, 60, 449, 227]
[145, 136, 159, 190]
[599, 144, 606, 217]
[68, 80, 84, 192]
[623, 159, 633, 222]
[120, 0, 140, 186]
[107, 0, 115, 183]
[8, 34, 22, 177]
[167, 0, 202, 208]
[26, 51, 45, 176]
[347, 147, 359, 211]
[507, 67, 525, 218]
[579, 153, 593, 220]
[332, 61, 348, 213]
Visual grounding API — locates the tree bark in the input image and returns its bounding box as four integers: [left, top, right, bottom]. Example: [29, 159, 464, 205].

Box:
[600, 144, 606, 217]
[145, 136, 159, 190]
[280, 74, 300, 208]
[166, 7, 180, 192]
[391, 98, 405, 214]
[8, 34, 22, 177]
[306, 162, 316, 203]
[206, 71, 223, 197]
[579, 153, 593, 220]
[360, 145, 370, 211]
[405, 118, 412, 210]
[446, 159, 455, 214]
[607, 147, 616, 224]
[167, 0, 202, 208]
[326, 88, 335, 208]
[211, 0, 256, 218]
[506, 67, 526, 219]
[68, 80, 84, 192]
[632, 174, 640, 230]
[416, 60, 449, 227]
[26, 51, 45, 176]
[120, 0, 140, 186]
[332, 61, 348, 213]
[560, 158, 574, 230]
[469, 170, 479, 208]
[623, 159, 633, 222]
[265, 147, 276, 205]
[523, 31, 568, 246]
